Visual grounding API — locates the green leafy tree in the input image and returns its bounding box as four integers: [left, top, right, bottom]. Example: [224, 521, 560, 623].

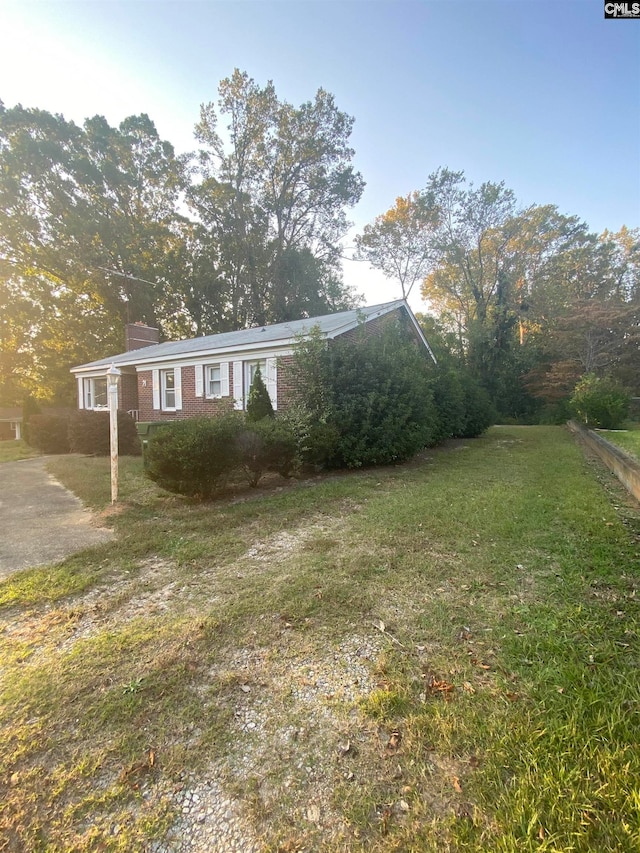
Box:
[570, 374, 630, 429]
[0, 104, 188, 400]
[355, 192, 437, 299]
[192, 69, 364, 325]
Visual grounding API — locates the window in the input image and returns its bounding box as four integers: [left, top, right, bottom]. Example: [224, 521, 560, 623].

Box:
[245, 360, 267, 393]
[83, 377, 108, 409]
[207, 364, 221, 398]
[152, 367, 181, 411]
[162, 369, 175, 410]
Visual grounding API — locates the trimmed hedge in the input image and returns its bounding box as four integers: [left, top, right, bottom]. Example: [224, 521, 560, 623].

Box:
[145, 414, 300, 497]
[239, 418, 298, 486]
[27, 414, 71, 454]
[145, 415, 244, 499]
[68, 411, 141, 456]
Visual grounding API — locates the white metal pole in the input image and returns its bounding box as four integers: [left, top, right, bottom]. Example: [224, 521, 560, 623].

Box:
[107, 364, 121, 504]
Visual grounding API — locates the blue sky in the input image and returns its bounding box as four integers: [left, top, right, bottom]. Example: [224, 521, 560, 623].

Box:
[1, 0, 638, 307]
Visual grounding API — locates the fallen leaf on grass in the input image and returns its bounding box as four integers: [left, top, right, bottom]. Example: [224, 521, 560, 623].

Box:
[425, 674, 455, 694]
[463, 681, 475, 693]
[306, 804, 321, 824]
[385, 730, 402, 754]
[337, 740, 354, 757]
[469, 656, 491, 670]
[452, 776, 463, 793]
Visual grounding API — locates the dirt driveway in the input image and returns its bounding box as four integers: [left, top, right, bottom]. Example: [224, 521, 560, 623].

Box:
[0, 457, 113, 580]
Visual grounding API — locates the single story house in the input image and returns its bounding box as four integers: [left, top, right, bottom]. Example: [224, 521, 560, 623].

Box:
[70, 299, 435, 422]
[0, 408, 23, 441]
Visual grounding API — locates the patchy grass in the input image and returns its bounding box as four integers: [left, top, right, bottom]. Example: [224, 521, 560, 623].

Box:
[0, 440, 39, 463]
[1, 426, 639, 851]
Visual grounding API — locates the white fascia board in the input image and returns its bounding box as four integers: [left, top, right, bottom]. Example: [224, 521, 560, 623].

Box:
[403, 306, 438, 364]
[135, 345, 296, 373]
[323, 301, 404, 340]
[70, 365, 137, 377]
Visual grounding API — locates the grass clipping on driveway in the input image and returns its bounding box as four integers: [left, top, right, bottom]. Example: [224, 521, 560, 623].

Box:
[1, 426, 639, 852]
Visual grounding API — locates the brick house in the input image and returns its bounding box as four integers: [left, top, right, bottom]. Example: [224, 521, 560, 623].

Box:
[70, 300, 435, 422]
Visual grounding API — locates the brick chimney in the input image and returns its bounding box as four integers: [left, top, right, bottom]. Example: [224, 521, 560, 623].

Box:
[125, 322, 160, 351]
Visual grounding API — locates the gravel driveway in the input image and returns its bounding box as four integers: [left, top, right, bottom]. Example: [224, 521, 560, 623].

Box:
[0, 457, 113, 579]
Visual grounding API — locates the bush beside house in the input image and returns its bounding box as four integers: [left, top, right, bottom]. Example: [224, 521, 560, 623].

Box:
[26, 410, 140, 455]
[143, 323, 496, 500]
[144, 414, 298, 496]
[27, 414, 72, 454]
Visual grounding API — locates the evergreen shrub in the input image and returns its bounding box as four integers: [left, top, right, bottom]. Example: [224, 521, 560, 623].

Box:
[293, 323, 438, 468]
[238, 418, 298, 487]
[246, 366, 275, 422]
[145, 414, 243, 499]
[456, 373, 496, 438]
[26, 414, 70, 454]
[68, 411, 141, 456]
[431, 368, 466, 442]
[279, 404, 340, 471]
[570, 374, 630, 429]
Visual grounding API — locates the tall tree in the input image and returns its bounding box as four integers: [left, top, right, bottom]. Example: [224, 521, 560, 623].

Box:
[359, 167, 638, 417]
[0, 104, 188, 400]
[354, 192, 437, 299]
[191, 69, 364, 325]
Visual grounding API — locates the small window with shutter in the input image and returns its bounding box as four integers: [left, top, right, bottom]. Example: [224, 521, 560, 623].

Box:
[207, 364, 221, 398]
[162, 369, 175, 409]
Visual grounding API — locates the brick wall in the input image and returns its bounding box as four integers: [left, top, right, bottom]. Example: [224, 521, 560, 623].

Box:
[119, 373, 139, 414]
[336, 306, 421, 344]
[274, 355, 301, 412]
[125, 323, 160, 350]
[137, 364, 235, 422]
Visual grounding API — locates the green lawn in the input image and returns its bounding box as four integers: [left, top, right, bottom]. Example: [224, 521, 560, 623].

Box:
[598, 427, 640, 462]
[0, 439, 39, 463]
[1, 426, 638, 852]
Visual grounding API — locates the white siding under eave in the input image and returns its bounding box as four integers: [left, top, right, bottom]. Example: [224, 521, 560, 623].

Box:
[265, 357, 277, 410]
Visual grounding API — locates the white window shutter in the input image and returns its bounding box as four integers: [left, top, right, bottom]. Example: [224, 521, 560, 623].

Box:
[194, 364, 204, 397]
[233, 360, 243, 410]
[265, 358, 278, 410]
[220, 361, 230, 397]
[174, 367, 182, 410]
[77, 377, 84, 409]
[152, 370, 160, 410]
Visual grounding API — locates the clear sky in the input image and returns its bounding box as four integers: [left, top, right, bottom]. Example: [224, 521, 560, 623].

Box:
[1, 0, 638, 309]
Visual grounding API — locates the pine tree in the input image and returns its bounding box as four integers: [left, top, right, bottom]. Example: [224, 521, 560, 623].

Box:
[246, 366, 274, 422]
